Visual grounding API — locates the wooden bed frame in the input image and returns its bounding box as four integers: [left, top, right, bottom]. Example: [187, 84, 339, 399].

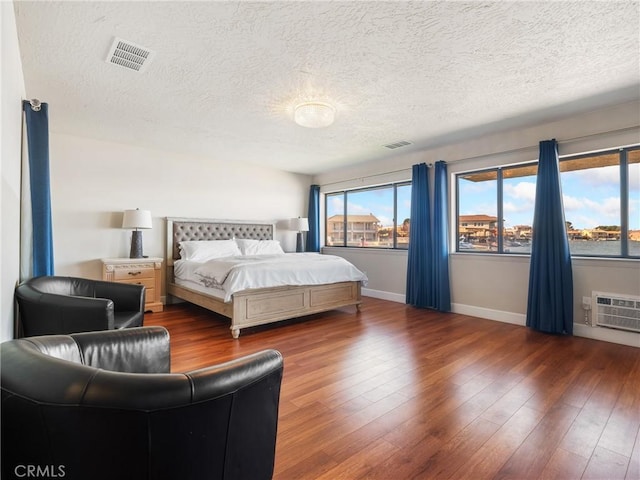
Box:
[165, 218, 362, 338]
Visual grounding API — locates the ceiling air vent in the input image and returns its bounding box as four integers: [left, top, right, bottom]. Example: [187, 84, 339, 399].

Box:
[383, 140, 412, 150]
[106, 37, 154, 72]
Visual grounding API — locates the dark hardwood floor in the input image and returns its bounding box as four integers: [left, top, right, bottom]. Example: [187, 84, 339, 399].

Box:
[146, 298, 640, 480]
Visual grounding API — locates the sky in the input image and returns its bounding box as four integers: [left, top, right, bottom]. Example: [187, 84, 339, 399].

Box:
[459, 163, 640, 231]
[328, 162, 639, 231]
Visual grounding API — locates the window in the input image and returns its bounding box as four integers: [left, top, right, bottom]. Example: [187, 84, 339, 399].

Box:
[457, 164, 536, 253]
[325, 182, 411, 249]
[456, 146, 639, 258]
[560, 148, 639, 257]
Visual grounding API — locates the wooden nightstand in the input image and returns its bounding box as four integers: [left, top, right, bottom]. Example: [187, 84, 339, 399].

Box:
[101, 257, 163, 313]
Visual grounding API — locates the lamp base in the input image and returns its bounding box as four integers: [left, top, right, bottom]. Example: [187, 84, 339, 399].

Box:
[129, 230, 144, 258]
[296, 232, 305, 253]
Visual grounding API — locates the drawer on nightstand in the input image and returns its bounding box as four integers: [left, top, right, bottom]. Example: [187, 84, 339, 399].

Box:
[118, 277, 156, 290]
[120, 281, 156, 303]
[113, 268, 155, 281]
[145, 288, 157, 303]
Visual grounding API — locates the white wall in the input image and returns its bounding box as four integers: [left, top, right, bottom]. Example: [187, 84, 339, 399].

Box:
[49, 133, 312, 295]
[1, 3, 26, 341]
[316, 101, 640, 347]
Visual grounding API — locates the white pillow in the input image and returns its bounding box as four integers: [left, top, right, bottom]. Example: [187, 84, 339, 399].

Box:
[235, 239, 285, 255]
[179, 240, 241, 262]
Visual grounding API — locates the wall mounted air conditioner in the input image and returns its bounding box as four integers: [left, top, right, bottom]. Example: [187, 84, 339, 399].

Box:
[591, 291, 640, 333]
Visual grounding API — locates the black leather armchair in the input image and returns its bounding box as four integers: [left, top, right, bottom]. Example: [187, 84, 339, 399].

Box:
[1, 326, 284, 480]
[15, 275, 145, 337]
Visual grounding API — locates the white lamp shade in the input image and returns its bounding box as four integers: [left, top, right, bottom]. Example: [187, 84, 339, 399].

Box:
[122, 209, 152, 229]
[290, 217, 309, 232]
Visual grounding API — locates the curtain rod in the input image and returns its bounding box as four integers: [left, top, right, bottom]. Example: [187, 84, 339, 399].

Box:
[559, 124, 638, 145]
[320, 125, 638, 188]
[321, 161, 443, 188]
[456, 125, 639, 164]
[320, 166, 414, 189]
[29, 99, 41, 112]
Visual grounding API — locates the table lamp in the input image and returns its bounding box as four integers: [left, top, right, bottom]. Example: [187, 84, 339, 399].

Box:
[290, 217, 309, 252]
[122, 209, 152, 258]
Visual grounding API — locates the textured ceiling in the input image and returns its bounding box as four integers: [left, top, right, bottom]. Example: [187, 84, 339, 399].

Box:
[13, 1, 640, 175]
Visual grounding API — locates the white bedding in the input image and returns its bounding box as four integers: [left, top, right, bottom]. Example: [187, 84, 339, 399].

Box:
[174, 260, 226, 299]
[175, 253, 368, 302]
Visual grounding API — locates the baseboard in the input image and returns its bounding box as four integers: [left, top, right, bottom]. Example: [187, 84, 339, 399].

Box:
[573, 323, 639, 348]
[451, 303, 526, 326]
[364, 294, 638, 348]
[362, 288, 405, 303]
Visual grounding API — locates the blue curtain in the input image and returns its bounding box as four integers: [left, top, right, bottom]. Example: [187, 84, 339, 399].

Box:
[526, 139, 573, 334]
[406, 163, 432, 307]
[432, 161, 451, 311]
[23, 100, 54, 277]
[306, 184, 320, 252]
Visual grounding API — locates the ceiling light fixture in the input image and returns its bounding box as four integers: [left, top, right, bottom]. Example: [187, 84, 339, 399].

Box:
[294, 102, 336, 128]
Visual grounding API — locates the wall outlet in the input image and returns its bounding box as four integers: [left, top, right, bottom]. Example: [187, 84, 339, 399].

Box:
[582, 296, 592, 310]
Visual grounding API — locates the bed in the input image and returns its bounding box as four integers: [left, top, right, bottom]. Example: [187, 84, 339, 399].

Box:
[165, 218, 367, 338]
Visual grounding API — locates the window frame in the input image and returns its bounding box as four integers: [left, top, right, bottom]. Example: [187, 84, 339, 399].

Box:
[455, 145, 640, 259]
[324, 181, 412, 250]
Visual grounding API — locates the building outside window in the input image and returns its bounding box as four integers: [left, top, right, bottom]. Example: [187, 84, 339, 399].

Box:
[458, 214, 499, 249]
[326, 214, 380, 246]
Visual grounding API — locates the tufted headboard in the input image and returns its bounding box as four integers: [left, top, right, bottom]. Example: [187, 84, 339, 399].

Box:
[165, 218, 275, 265]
